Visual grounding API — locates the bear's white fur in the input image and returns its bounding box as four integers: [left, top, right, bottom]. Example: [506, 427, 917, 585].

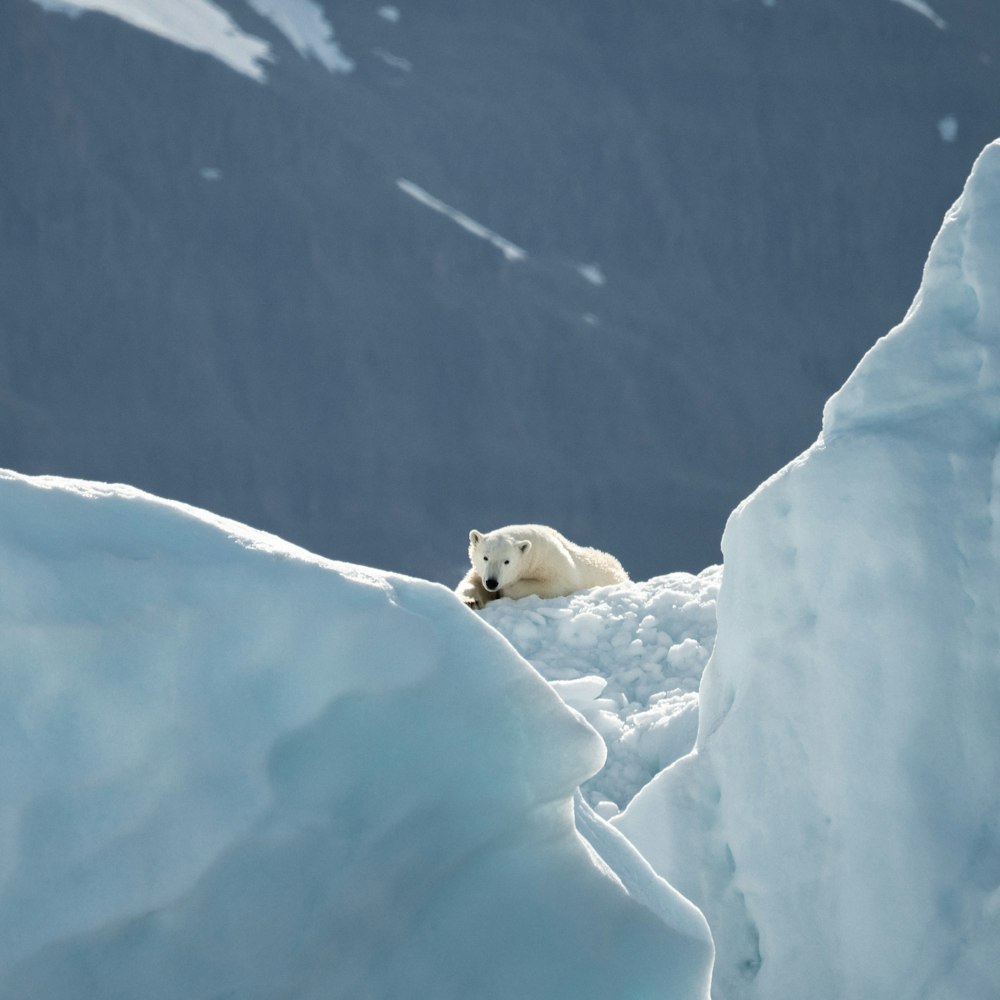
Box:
[455, 523, 629, 609]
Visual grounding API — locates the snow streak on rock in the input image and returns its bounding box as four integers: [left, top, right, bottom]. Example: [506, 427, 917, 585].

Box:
[397, 178, 528, 262]
[31, 0, 355, 79]
[0, 469, 714, 999]
[888, 0, 947, 30]
[244, 0, 354, 73]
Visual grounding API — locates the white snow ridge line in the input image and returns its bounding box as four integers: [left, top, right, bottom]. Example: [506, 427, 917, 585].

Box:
[396, 178, 527, 262]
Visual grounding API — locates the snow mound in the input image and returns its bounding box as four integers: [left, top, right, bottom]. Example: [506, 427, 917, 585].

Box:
[482, 567, 721, 814]
[0, 470, 712, 999]
[618, 140, 1000, 999]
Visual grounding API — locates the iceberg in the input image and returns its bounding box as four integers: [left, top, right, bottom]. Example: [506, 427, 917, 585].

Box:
[0, 472, 712, 998]
[617, 140, 1000, 999]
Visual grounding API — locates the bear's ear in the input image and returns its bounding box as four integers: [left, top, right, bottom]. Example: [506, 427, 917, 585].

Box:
[518, 540, 532, 554]
[469, 530, 483, 546]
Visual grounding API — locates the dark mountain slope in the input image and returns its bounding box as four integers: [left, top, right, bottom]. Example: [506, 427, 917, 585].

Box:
[2, 0, 998, 582]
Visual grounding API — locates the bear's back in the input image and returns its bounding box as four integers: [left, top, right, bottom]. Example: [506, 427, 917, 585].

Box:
[504, 524, 628, 588]
[571, 543, 629, 587]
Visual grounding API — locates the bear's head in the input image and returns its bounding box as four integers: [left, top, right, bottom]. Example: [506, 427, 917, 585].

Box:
[469, 529, 531, 594]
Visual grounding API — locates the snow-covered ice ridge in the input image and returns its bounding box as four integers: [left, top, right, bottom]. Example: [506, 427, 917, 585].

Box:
[0, 470, 712, 998]
[619, 139, 1000, 999]
[482, 567, 721, 815]
[29, 0, 353, 81]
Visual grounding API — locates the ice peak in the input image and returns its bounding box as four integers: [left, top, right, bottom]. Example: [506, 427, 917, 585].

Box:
[823, 139, 1000, 442]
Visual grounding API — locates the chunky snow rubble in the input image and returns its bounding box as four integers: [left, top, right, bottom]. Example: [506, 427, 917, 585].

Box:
[482, 568, 720, 816]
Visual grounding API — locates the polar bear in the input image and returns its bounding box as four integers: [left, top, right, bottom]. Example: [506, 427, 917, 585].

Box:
[455, 523, 629, 609]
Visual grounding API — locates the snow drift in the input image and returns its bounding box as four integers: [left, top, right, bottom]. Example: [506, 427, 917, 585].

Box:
[618, 140, 1000, 999]
[0, 470, 712, 999]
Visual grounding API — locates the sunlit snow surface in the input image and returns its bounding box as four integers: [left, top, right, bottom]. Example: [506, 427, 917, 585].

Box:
[0, 471, 712, 999]
[618, 140, 1000, 999]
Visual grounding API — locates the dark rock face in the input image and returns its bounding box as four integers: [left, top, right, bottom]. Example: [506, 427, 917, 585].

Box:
[2, 0, 998, 581]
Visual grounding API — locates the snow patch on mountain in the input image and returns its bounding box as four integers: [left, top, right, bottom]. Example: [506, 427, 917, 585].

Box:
[245, 0, 353, 73]
[577, 263, 607, 287]
[397, 178, 528, 262]
[29, 0, 273, 81]
[938, 115, 959, 142]
[29, 0, 353, 79]
[888, 0, 947, 30]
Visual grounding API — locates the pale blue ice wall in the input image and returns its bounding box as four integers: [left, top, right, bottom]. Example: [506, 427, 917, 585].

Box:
[618, 140, 1000, 1000]
[0, 468, 715, 999]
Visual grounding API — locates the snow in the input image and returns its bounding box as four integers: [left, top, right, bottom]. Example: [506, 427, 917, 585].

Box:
[377, 5, 400, 24]
[617, 140, 1000, 999]
[938, 115, 959, 143]
[244, 0, 354, 73]
[888, 0, 947, 30]
[30, 0, 354, 80]
[397, 178, 528, 262]
[0, 469, 713, 998]
[29, 0, 273, 81]
[373, 48, 412, 72]
[7, 7, 999, 987]
[482, 567, 721, 815]
[577, 263, 606, 287]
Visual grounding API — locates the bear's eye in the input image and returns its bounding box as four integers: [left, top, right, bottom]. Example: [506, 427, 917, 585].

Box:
[482, 555, 488, 561]
[504, 559, 510, 565]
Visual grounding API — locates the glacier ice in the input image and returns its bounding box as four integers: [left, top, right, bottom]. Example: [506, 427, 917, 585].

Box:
[618, 140, 1000, 999]
[0, 471, 713, 999]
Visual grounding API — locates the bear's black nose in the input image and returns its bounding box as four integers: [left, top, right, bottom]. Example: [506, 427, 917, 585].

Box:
[484, 577, 499, 591]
